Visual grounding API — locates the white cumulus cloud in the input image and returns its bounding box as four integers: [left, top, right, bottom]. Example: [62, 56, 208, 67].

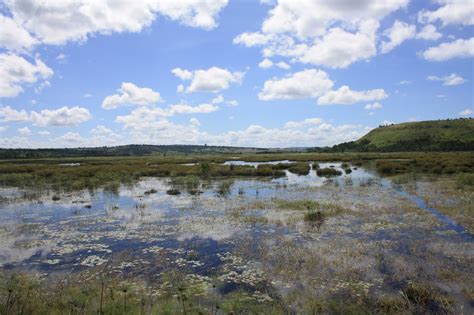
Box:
[299, 20, 379, 68]
[59, 132, 85, 143]
[0, 106, 29, 122]
[90, 125, 121, 142]
[172, 68, 193, 80]
[416, 24, 442, 41]
[115, 107, 170, 129]
[427, 73, 466, 86]
[0, 53, 53, 97]
[380, 20, 416, 54]
[173, 67, 244, 93]
[364, 102, 383, 110]
[284, 118, 322, 129]
[261, 0, 408, 39]
[234, 0, 409, 68]
[18, 126, 31, 136]
[258, 59, 291, 70]
[258, 58, 273, 69]
[3, 0, 229, 45]
[259, 69, 386, 106]
[0, 15, 38, 52]
[211, 94, 224, 104]
[113, 115, 371, 148]
[30, 106, 92, 127]
[422, 38, 474, 61]
[418, 0, 474, 26]
[176, 84, 185, 93]
[318, 86, 388, 105]
[168, 103, 219, 114]
[258, 69, 333, 101]
[275, 61, 290, 69]
[102, 82, 163, 109]
[233, 32, 270, 47]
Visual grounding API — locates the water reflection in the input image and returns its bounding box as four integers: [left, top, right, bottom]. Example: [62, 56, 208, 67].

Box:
[0, 161, 471, 277]
[222, 160, 294, 168]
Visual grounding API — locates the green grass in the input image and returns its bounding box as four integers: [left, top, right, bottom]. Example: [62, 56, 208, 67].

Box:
[1, 272, 460, 315]
[401, 282, 456, 314]
[0, 272, 282, 315]
[341, 118, 474, 152]
[274, 199, 349, 218]
[303, 211, 323, 222]
[455, 173, 474, 188]
[287, 162, 311, 175]
[316, 167, 342, 177]
[0, 152, 472, 192]
[216, 180, 233, 196]
[375, 153, 474, 176]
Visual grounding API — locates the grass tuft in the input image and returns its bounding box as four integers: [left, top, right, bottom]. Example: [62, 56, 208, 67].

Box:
[316, 167, 342, 177]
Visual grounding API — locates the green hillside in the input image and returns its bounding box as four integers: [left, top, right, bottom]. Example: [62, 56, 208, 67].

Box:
[331, 118, 474, 152]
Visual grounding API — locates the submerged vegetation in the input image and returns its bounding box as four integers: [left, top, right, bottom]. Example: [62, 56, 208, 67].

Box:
[216, 180, 233, 196]
[273, 199, 348, 215]
[401, 175, 474, 233]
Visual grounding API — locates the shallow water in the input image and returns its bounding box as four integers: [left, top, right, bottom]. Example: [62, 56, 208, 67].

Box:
[222, 159, 293, 168]
[0, 162, 472, 308]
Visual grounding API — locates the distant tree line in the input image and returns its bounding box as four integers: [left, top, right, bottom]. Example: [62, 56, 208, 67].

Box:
[0, 144, 266, 159]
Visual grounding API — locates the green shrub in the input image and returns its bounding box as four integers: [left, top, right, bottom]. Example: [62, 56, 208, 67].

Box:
[216, 180, 232, 196]
[199, 162, 210, 177]
[304, 211, 323, 222]
[288, 162, 311, 175]
[316, 168, 342, 177]
[144, 188, 157, 195]
[166, 188, 181, 195]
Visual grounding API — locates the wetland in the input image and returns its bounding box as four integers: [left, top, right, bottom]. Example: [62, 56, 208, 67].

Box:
[0, 152, 473, 314]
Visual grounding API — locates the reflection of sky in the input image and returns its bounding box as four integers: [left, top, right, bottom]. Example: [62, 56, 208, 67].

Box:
[271, 162, 379, 188]
[223, 160, 294, 168]
[0, 229, 56, 267]
[1, 162, 470, 271]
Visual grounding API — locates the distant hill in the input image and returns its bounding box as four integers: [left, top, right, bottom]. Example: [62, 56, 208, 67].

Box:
[1, 119, 473, 159]
[329, 118, 474, 152]
[0, 144, 268, 159]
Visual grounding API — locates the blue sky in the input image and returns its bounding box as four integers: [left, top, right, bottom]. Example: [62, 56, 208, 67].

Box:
[0, 0, 472, 148]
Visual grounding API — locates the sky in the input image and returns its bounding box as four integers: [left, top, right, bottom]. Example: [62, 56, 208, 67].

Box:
[0, 0, 472, 148]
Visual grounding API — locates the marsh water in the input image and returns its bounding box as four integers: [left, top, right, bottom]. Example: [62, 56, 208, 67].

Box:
[1, 161, 473, 310]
